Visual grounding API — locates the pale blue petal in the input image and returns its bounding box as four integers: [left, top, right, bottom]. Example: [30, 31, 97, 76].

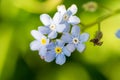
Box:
[60, 11, 72, 23]
[53, 12, 62, 24]
[116, 29, 120, 38]
[69, 16, 80, 24]
[39, 46, 47, 57]
[56, 24, 66, 33]
[63, 47, 71, 57]
[30, 40, 41, 51]
[77, 43, 85, 53]
[66, 10, 72, 16]
[48, 31, 57, 39]
[56, 54, 66, 65]
[63, 23, 70, 32]
[80, 33, 89, 42]
[56, 40, 65, 47]
[46, 39, 50, 45]
[40, 14, 52, 26]
[57, 5, 66, 15]
[38, 26, 50, 34]
[68, 4, 77, 15]
[61, 33, 72, 43]
[71, 25, 80, 37]
[66, 43, 75, 52]
[47, 42, 55, 50]
[31, 30, 43, 41]
[44, 51, 55, 62]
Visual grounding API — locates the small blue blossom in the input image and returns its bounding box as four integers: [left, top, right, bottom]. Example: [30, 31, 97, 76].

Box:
[57, 4, 80, 32]
[30, 4, 90, 65]
[44, 40, 71, 65]
[39, 12, 66, 39]
[61, 25, 89, 53]
[30, 30, 49, 57]
[116, 29, 120, 38]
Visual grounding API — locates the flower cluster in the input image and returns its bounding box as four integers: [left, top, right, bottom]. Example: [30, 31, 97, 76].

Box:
[116, 29, 120, 38]
[30, 4, 89, 65]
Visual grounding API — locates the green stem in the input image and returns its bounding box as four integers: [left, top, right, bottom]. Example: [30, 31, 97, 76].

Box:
[81, 9, 120, 31]
[98, 22, 100, 31]
[98, 4, 113, 12]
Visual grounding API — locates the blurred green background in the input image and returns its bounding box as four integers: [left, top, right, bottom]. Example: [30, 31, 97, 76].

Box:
[1, 0, 120, 80]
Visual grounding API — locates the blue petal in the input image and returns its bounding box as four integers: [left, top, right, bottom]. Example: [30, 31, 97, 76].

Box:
[66, 10, 72, 16]
[31, 30, 43, 41]
[63, 23, 70, 32]
[53, 12, 62, 24]
[38, 26, 50, 34]
[71, 25, 80, 37]
[66, 43, 75, 52]
[56, 40, 65, 47]
[47, 42, 55, 50]
[116, 29, 120, 38]
[30, 40, 41, 51]
[61, 33, 72, 43]
[44, 51, 55, 62]
[48, 31, 57, 39]
[69, 16, 80, 24]
[40, 14, 52, 26]
[57, 5, 66, 15]
[56, 54, 66, 65]
[39, 46, 47, 57]
[63, 47, 71, 57]
[60, 11, 72, 23]
[80, 33, 89, 42]
[46, 39, 50, 46]
[56, 24, 66, 33]
[68, 4, 77, 15]
[77, 43, 85, 53]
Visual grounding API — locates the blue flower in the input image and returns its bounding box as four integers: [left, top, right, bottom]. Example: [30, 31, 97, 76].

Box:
[38, 12, 66, 39]
[44, 40, 71, 65]
[61, 25, 89, 53]
[30, 30, 49, 57]
[116, 29, 120, 38]
[57, 4, 80, 32]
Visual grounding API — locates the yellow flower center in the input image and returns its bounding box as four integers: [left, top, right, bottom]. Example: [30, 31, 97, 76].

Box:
[55, 47, 62, 54]
[41, 38, 47, 45]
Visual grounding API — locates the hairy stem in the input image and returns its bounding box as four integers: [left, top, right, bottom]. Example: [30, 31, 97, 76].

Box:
[98, 22, 100, 31]
[80, 9, 120, 31]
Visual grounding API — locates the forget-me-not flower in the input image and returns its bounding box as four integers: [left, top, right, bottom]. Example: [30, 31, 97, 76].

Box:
[57, 4, 80, 32]
[38, 12, 66, 39]
[30, 4, 90, 65]
[61, 25, 89, 53]
[44, 40, 71, 65]
[116, 29, 120, 38]
[30, 30, 49, 57]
